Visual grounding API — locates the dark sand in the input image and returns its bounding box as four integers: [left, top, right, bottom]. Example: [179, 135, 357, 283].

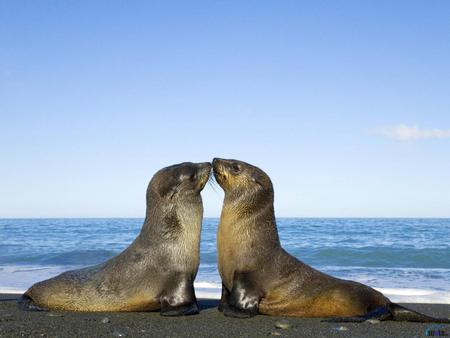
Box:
[1, 294, 449, 337]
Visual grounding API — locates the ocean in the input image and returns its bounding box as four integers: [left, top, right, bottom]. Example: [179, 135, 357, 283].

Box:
[1, 218, 449, 303]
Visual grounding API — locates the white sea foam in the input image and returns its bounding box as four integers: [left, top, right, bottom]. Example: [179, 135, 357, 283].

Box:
[0, 287, 26, 294]
[0, 265, 79, 294]
[193, 283, 450, 303]
[1, 265, 450, 303]
[2, 285, 449, 304]
[194, 281, 222, 299]
[375, 288, 450, 304]
[194, 282, 221, 289]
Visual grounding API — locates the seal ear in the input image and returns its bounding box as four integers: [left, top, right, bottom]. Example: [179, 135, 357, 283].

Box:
[157, 181, 179, 199]
[251, 172, 264, 187]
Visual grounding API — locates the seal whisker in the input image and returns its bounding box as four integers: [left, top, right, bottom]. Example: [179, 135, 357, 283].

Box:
[207, 170, 221, 195]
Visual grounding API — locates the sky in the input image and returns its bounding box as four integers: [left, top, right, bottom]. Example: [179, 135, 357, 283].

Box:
[1, 1, 449, 218]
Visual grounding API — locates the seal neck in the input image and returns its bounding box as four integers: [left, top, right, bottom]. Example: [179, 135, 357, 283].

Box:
[139, 192, 203, 241]
[220, 196, 281, 245]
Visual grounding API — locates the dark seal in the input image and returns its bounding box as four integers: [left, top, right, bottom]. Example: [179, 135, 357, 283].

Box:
[19, 162, 211, 315]
[213, 158, 450, 323]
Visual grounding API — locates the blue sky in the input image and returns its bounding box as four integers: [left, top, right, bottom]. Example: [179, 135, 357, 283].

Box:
[1, 1, 449, 218]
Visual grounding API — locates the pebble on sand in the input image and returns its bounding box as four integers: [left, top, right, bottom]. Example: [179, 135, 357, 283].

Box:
[112, 330, 127, 337]
[367, 319, 381, 324]
[334, 325, 349, 331]
[275, 320, 291, 329]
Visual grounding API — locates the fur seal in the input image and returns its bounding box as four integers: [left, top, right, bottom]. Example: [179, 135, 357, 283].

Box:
[19, 162, 211, 315]
[213, 158, 450, 323]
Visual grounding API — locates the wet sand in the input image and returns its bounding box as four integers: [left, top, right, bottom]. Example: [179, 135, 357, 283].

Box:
[0, 294, 449, 337]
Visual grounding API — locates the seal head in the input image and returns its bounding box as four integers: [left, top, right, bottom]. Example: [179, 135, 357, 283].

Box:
[213, 158, 274, 217]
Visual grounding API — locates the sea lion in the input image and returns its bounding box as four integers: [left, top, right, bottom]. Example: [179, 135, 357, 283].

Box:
[212, 158, 450, 322]
[18, 162, 211, 315]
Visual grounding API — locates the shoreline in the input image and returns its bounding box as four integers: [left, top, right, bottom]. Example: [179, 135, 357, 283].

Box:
[3, 284, 450, 304]
[1, 294, 449, 337]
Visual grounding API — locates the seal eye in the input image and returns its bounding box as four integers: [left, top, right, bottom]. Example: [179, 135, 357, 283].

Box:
[231, 163, 241, 174]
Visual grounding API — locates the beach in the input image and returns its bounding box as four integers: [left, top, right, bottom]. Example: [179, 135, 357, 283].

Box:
[0, 294, 449, 338]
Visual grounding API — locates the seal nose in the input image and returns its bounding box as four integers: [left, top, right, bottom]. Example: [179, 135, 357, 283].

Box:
[198, 162, 212, 174]
[200, 162, 212, 169]
[212, 158, 224, 168]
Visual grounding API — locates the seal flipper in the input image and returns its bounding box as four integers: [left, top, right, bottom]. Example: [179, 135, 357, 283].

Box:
[17, 293, 47, 312]
[389, 303, 450, 323]
[160, 275, 199, 316]
[221, 271, 261, 319]
[322, 304, 450, 323]
[218, 283, 229, 312]
[321, 306, 392, 323]
[160, 300, 198, 316]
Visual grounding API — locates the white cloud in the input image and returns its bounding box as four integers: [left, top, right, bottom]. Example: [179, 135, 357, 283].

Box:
[377, 124, 450, 141]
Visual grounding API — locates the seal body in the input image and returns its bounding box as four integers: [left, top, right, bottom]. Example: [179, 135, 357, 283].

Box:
[20, 162, 211, 314]
[213, 158, 449, 322]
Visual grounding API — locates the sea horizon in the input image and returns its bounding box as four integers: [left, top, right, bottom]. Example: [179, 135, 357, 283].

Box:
[2, 216, 450, 220]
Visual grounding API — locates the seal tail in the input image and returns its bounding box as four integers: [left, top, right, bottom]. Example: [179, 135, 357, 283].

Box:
[17, 293, 47, 312]
[322, 303, 450, 323]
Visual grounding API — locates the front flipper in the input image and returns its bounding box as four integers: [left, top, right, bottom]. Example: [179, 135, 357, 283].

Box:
[160, 275, 199, 316]
[218, 283, 229, 312]
[17, 293, 47, 312]
[221, 271, 261, 318]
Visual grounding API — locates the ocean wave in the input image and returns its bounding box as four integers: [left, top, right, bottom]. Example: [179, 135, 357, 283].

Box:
[294, 247, 450, 269]
[2, 285, 449, 304]
[375, 288, 450, 304]
[0, 287, 25, 294]
[320, 265, 450, 272]
[193, 284, 450, 304]
[3, 247, 448, 269]
[2, 218, 450, 304]
[194, 281, 222, 289]
[0, 250, 116, 266]
[1, 267, 449, 304]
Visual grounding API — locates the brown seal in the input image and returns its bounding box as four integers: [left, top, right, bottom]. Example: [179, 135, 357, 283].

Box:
[18, 162, 211, 315]
[213, 158, 450, 322]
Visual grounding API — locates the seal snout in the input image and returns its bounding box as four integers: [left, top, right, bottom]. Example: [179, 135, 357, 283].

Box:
[212, 158, 227, 183]
[198, 162, 212, 172]
[212, 158, 230, 172]
[212, 157, 222, 168]
[195, 162, 212, 190]
[212, 158, 239, 175]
